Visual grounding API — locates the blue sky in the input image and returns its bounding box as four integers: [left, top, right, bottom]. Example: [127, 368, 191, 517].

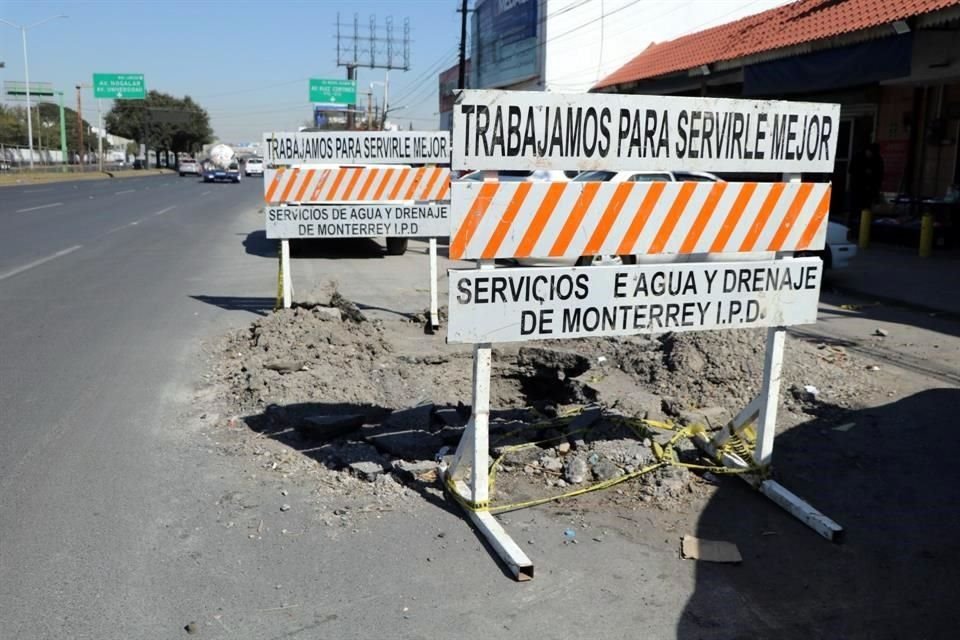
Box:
[1, 1, 786, 142]
[0, 0, 463, 141]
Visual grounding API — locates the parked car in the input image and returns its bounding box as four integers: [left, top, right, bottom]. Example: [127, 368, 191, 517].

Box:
[460, 169, 577, 182]
[245, 157, 264, 177]
[133, 158, 145, 170]
[179, 158, 200, 177]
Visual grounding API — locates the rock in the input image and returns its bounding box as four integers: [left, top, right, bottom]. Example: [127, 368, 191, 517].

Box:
[263, 359, 303, 373]
[312, 306, 343, 321]
[324, 441, 390, 470]
[874, 328, 889, 337]
[591, 458, 622, 482]
[349, 460, 387, 481]
[564, 457, 589, 484]
[540, 455, 564, 472]
[392, 459, 437, 482]
[330, 292, 366, 323]
[297, 280, 339, 307]
[361, 423, 444, 461]
[295, 414, 365, 441]
[386, 404, 434, 431]
[434, 407, 466, 427]
[184, 622, 199, 634]
[790, 384, 818, 403]
[556, 442, 571, 455]
[280, 503, 291, 512]
[678, 406, 729, 428]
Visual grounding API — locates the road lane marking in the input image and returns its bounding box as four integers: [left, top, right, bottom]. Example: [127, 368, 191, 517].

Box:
[114, 189, 136, 195]
[0, 245, 83, 282]
[200, 191, 211, 196]
[15, 202, 63, 213]
[24, 188, 54, 193]
[153, 206, 176, 216]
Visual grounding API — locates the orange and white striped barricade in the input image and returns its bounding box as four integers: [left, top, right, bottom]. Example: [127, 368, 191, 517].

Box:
[262, 131, 450, 327]
[443, 90, 843, 580]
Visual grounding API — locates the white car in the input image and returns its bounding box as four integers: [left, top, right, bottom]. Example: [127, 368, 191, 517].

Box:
[245, 157, 264, 177]
[178, 158, 200, 176]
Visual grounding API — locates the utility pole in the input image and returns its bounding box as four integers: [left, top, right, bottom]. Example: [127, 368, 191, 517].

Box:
[458, 0, 468, 90]
[75, 84, 84, 169]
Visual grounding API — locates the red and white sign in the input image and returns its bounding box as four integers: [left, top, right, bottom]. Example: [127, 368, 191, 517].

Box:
[265, 166, 450, 204]
[449, 180, 830, 260]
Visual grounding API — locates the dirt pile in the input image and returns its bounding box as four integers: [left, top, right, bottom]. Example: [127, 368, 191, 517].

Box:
[207, 290, 880, 510]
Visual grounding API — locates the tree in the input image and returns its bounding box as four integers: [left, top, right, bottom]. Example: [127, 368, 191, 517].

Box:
[105, 90, 213, 160]
[0, 102, 98, 158]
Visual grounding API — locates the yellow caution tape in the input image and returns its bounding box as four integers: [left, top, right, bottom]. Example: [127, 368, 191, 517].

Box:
[444, 407, 770, 514]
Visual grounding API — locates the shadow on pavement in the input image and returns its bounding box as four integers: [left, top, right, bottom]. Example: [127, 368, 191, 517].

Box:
[290, 238, 385, 259]
[242, 230, 277, 258]
[678, 388, 960, 639]
[191, 295, 275, 317]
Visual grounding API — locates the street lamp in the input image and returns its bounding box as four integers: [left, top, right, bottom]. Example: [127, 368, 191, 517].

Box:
[0, 14, 67, 169]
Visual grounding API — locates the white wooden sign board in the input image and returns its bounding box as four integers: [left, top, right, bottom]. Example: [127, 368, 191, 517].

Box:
[452, 90, 840, 173]
[265, 203, 450, 239]
[264, 131, 450, 166]
[447, 258, 822, 343]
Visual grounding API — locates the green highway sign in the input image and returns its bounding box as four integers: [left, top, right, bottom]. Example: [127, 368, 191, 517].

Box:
[4, 81, 55, 98]
[309, 78, 356, 105]
[93, 73, 146, 100]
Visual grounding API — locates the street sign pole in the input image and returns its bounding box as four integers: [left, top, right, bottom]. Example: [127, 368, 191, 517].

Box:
[21, 27, 34, 169]
[97, 99, 103, 172]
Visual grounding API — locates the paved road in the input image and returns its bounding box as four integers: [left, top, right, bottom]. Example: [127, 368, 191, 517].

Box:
[2, 174, 958, 638]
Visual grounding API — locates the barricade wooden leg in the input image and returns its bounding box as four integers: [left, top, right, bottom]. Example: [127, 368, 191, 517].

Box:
[281, 239, 292, 309]
[754, 327, 785, 468]
[429, 237, 440, 330]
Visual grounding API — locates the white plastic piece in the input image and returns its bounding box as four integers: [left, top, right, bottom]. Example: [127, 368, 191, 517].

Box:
[281, 239, 292, 309]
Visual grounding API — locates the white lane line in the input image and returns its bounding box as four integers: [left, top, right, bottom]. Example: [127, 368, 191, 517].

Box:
[114, 189, 136, 195]
[24, 188, 54, 193]
[0, 245, 83, 283]
[153, 206, 176, 216]
[15, 202, 63, 213]
[200, 191, 211, 196]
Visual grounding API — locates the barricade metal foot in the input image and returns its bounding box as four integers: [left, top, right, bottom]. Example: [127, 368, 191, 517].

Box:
[449, 478, 534, 581]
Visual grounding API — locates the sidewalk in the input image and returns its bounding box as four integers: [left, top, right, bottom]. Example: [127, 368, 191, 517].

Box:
[826, 244, 960, 316]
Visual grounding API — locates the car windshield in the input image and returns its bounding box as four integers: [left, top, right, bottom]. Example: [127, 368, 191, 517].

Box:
[573, 170, 617, 182]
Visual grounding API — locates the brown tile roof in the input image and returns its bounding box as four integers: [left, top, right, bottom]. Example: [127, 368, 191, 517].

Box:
[595, 0, 960, 89]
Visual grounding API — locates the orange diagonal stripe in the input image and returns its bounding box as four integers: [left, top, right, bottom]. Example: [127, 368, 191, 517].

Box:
[341, 168, 363, 200]
[389, 169, 409, 200]
[739, 183, 785, 252]
[768, 183, 814, 251]
[649, 182, 696, 254]
[710, 183, 757, 252]
[357, 168, 379, 200]
[420, 168, 443, 201]
[325, 168, 347, 200]
[515, 182, 567, 258]
[279, 168, 300, 203]
[310, 170, 331, 201]
[449, 182, 500, 260]
[798, 186, 832, 250]
[584, 182, 633, 255]
[436, 177, 451, 201]
[482, 182, 532, 259]
[550, 182, 600, 257]
[617, 182, 665, 255]
[265, 168, 285, 202]
[403, 167, 426, 200]
[294, 169, 315, 202]
[680, 182, 726, 253]
[373, 168, 394, 200]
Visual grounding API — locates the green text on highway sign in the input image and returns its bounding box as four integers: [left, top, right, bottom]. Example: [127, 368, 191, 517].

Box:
[93, 73, 146, 100]
[309, 78, 356, 105]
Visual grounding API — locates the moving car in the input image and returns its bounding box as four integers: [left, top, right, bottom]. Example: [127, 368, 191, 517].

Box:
[179, 158, 200, 177]
[245, 157, 264, 177]
[203, 161, 242, 183]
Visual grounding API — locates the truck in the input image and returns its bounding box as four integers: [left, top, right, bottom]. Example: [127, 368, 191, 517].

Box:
[202, 143, 242, 183]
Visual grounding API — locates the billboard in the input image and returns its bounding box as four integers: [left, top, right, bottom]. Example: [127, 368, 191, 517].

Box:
[472, 0, 540, 89]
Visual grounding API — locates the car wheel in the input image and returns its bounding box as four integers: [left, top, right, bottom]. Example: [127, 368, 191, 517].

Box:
[179, 173, 185, 177]
[385, 237, 408, 256]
